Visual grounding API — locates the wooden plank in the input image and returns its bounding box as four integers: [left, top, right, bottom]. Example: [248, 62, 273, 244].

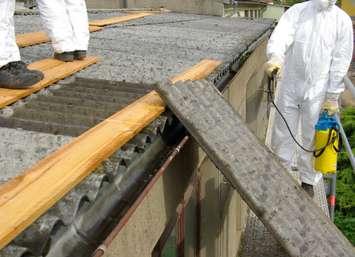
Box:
[16, 31, 49, 48]
[89, 12, 154, 27]
[170, 59, 222, 83]
[16, 12, 146, 48]
[16, 26, 102, 48]
[0, 59, 221, 250]
[0, 56, 98, 109]
[89, 25, 103, 33]
[28, 58, 63, 71]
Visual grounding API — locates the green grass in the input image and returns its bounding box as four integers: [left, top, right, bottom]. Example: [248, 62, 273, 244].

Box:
[335, 107, 355, 245]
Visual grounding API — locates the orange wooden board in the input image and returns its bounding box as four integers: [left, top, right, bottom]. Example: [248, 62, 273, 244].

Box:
[89, 25, 103, 33]
[0, 56, 98, 109]
[0, 59, 221, 250]
[16, 26, 103, 48]
[89, 12, 154, 27]
[170, 59, 222, 83]
[16, 31, 49, 48]
[16, 12, 153, 48]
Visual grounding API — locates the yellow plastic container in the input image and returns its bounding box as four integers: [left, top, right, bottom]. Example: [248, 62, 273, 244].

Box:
[314, 129, 339, 174]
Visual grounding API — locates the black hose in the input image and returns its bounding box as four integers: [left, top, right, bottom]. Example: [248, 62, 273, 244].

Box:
[267, 75, 339, 154]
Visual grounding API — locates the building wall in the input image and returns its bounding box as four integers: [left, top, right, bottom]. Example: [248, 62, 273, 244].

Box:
[234, 7, 265, 19]
[263, 5, 286, 20]
[86, 0, 124, 9]
[342, 0, 355, 16]
[102, 38, 268, 257]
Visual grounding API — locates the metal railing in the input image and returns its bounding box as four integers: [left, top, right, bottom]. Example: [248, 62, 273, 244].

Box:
[340, 76, 355, 173]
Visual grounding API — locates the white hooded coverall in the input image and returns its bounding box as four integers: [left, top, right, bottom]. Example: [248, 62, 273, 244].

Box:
[0, 0, 89, 68]
[36, 0, 90, 53]
[0, 0, 21, 68]
[267, 0, 353, 185]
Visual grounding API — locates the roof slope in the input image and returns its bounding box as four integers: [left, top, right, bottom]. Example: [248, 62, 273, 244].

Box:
[0, 11, 273, 257]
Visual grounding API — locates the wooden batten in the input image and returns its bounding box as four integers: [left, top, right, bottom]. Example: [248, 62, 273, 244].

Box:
[0, 57, 98, 109]
[0, 59, 221, 249]
[89, 12, 154, 27]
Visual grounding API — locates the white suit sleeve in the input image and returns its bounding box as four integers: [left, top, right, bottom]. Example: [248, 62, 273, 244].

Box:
[266, 6, 300, 63]
[328, 15, 354, 94]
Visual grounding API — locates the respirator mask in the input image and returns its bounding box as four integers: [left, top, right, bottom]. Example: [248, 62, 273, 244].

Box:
[312, 0, 336, 10]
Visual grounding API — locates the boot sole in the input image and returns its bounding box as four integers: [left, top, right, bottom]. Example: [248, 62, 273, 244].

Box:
[0, 72, 44, 89]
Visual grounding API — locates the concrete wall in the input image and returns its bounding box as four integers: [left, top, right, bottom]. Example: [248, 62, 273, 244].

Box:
[86, 0, 124, 9]
[263, 5, 286, 20]
[102, 39, 268, 257]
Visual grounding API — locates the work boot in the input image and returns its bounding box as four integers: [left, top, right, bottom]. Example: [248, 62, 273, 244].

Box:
[0, 61, 44, 89]
[301, 182, 314, 198]
[74, 50, 87, 60]
[54, 52, 75, 62]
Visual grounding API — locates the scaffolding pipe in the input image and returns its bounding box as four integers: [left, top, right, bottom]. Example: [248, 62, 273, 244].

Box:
[335, 114, 355, 173]
[336, 76, 355, 173]
[344, 76, 355, 98]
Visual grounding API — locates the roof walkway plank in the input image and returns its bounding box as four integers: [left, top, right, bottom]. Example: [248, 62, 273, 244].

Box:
[89, 12, 154, 27]
[16, 11, 154, 48]
[0, 56, 98, 109]
[16, 26, 102, 48]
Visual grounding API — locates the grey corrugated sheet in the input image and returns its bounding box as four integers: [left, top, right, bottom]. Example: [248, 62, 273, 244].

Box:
[155, 79, 354, 257]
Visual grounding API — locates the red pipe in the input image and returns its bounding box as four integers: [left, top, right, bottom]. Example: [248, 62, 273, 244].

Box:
[92, 136, 190, 257]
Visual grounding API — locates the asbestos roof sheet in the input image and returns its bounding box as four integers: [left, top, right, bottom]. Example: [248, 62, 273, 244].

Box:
[17, 11, 273, 84]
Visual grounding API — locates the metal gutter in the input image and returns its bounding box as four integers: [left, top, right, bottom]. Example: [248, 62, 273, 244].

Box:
[211, 27, 272, 92]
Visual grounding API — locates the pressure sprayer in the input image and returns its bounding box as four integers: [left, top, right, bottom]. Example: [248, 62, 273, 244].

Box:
[313, 112, 341, 174]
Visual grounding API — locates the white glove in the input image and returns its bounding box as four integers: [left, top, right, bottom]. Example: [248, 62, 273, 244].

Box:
[264, 56, 282, 78]
[322, 93, 340, 115]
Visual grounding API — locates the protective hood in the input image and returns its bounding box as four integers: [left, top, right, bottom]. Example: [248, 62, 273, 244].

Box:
[312, 0, 337, 11]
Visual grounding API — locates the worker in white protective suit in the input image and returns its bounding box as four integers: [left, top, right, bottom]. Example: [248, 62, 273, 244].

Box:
[36, 0, 90, 62]
[0, 1, 44, 89]
[265, 0, 353, 195]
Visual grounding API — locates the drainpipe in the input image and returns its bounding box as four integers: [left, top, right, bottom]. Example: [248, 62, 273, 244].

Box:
[92, 136, 190, 257]
[121, 0, 127, 9]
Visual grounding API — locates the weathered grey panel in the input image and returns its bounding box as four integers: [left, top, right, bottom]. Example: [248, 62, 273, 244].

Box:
[155, 80, 355, 257]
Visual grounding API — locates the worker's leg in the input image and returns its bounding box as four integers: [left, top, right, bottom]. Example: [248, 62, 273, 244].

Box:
[36, 0, 75, 53]
[269, 87, 300, 175]
[0, 0, 20, 68]
[0, 0, 43, 89]
[298, 97, 324, 186]
[65, 0, 89, 51]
